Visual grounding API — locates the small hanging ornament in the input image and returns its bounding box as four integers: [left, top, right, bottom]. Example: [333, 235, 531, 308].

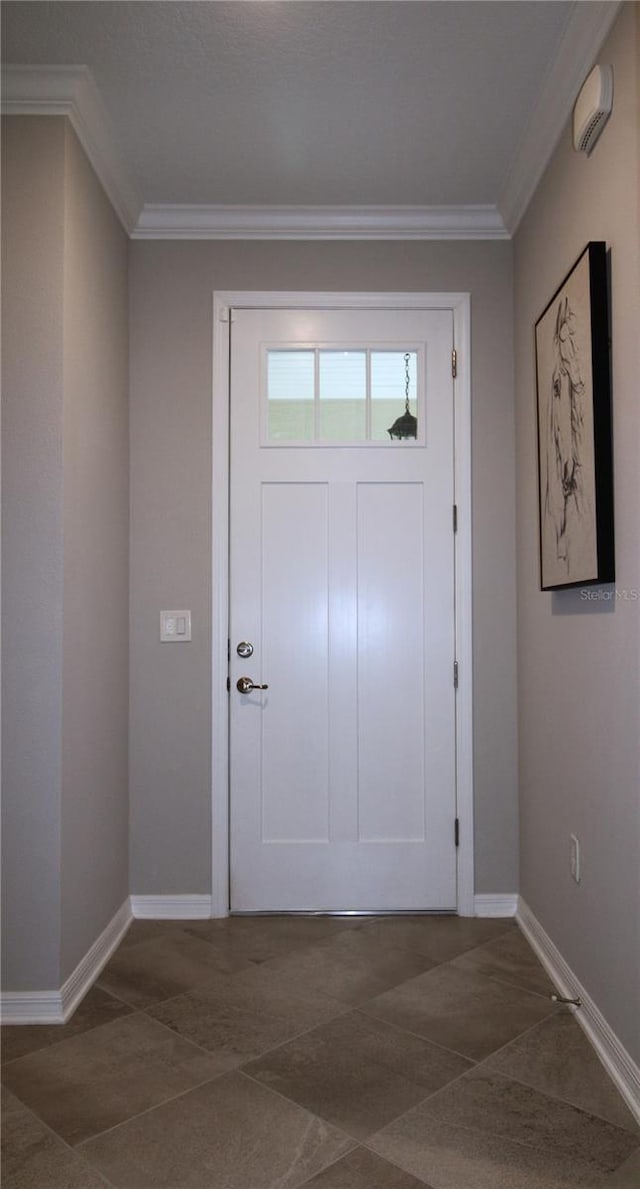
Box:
[387, 352, 417, 440]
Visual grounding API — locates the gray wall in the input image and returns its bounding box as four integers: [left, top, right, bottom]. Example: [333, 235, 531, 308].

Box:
[129, 240, 518, 897]
[2, 117, 66, 990]
[1, 116, 130, 991]
[514, 3, 640, 1061]
[60, 127, 130, 981]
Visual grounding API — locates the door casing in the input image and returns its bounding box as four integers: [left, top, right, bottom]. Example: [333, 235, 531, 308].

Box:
[211, 291, 473, 917]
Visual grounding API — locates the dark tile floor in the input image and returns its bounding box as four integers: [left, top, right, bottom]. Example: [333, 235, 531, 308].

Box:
[1, 915, 638, 1188]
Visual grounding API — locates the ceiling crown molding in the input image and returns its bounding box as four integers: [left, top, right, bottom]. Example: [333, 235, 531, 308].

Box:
[499, 0, 623, 235]
[2, 1, 623, 246]
[3, 66, 504, 239]
[1, 65, 142, 233]
[133, 204, 509, 241]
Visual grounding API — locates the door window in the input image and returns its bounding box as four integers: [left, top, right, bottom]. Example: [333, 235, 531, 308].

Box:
[265, 347, 421, 445]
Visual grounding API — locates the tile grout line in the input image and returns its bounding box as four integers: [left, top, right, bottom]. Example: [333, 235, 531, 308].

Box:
[217, 920, 519, 982]
[349, 1005, 480, 1065]
[93, 947, 275, 1010]
[3, 1010, 240, 1153]
[360, 1093, 632, 1177]
[344, 1138, 438, 1187]
[7, 918, 518, 1043]
[359, 1064, 640, 1176]
[74, 1067, 360, 1174]
[475, 1056, 640, 1140]
[466, 997, 640, 1137]
[236, 1067, 361, 1148]
[73, 1067, 236, 1153]
[3, 1092, 118, 1189]
[403, 952, 560, 1004]
[95, 920, 394, 1016]
[48, 994, 361, 1154]
[354, 975, 559, 1062]
[456, 1001, 567, 1067]
[0, 997, 139, 1069]
[473, 1064, 640, 1140]
[243, 1001, 639, 1157]
[294, 1146, 375, 1188]
[1, 1005, 196, 1071]
[156, 959, 477, 1076]
[132, 935, 515, 1071]
[237, 1016, 487, 1148]
[449, 962, 559, 1001]
[377, 1004, 600, 1130]
[144, 996, 353, 1067]
[139, 966, 484, 1095]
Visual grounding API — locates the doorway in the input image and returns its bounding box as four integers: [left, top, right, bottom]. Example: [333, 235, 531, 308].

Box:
[212, 292, 473, 916]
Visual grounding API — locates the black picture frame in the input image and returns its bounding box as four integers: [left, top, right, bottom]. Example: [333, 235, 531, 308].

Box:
[535, 241, 614, 591]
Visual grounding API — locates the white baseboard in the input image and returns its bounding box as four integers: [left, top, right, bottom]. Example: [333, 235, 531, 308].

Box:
[0, 898, 132, 1025]
[0, 989, 66, 1026]
[474, 893, 518, 918]
[517, 897, 640, 1127]
[130, 894, 212, 919]
[60, 899, 132, 1020]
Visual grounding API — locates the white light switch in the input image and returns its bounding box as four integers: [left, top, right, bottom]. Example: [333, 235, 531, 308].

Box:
[160, 610, 192, 642]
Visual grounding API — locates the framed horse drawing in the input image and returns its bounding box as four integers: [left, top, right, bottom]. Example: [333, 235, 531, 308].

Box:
[534, 241, 614, 591]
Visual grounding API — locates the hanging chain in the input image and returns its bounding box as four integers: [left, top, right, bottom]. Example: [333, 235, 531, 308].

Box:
[404, 352, 411, 412]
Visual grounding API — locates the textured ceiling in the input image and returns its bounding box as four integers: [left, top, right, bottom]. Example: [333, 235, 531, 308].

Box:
[2, 1, 573, 207]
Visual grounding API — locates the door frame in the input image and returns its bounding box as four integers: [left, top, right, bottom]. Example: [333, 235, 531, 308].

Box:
[211, 291, 473, 917]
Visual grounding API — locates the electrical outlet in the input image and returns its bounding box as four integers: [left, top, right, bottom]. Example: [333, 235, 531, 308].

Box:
[570, 834, 581, 883]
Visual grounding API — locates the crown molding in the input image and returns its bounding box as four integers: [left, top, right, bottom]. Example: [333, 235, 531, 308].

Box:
[499, 0, 623, 235]
[4, 0, 624, 247]
[2, 67, 506, 240]
[1, 65, 142, 233]
[132, 203, 508, 240]
[0, 71, 506, 240]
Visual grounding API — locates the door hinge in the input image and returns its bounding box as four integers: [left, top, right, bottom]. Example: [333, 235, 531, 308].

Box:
[219, 307, 236, 323]
[226, 676, 231, 692]
[453, 660, 459, 689]
[454, 818, 460, 847]
[453, 504, 458, 533]
[451, 348, 457, 379]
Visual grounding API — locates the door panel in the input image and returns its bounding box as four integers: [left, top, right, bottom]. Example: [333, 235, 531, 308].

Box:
[261, 482, 329, 843]
[229, 306, 456, 911]
[357, 482, 425, 843]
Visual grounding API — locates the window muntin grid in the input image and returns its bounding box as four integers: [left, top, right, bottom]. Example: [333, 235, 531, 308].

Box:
[265, 348, 421, 445]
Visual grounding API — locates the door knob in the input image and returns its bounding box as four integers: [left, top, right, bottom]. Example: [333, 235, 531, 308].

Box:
[236, 676, 269, 693]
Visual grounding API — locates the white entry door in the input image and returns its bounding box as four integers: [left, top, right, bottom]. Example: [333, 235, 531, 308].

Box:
[229, 305, 457, 911]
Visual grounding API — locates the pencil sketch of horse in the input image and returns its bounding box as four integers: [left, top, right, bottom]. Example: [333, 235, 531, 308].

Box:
[543, 295, 592, 575]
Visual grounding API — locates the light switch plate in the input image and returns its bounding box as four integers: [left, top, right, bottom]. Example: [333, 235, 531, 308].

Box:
[160, 610, 192, 642]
